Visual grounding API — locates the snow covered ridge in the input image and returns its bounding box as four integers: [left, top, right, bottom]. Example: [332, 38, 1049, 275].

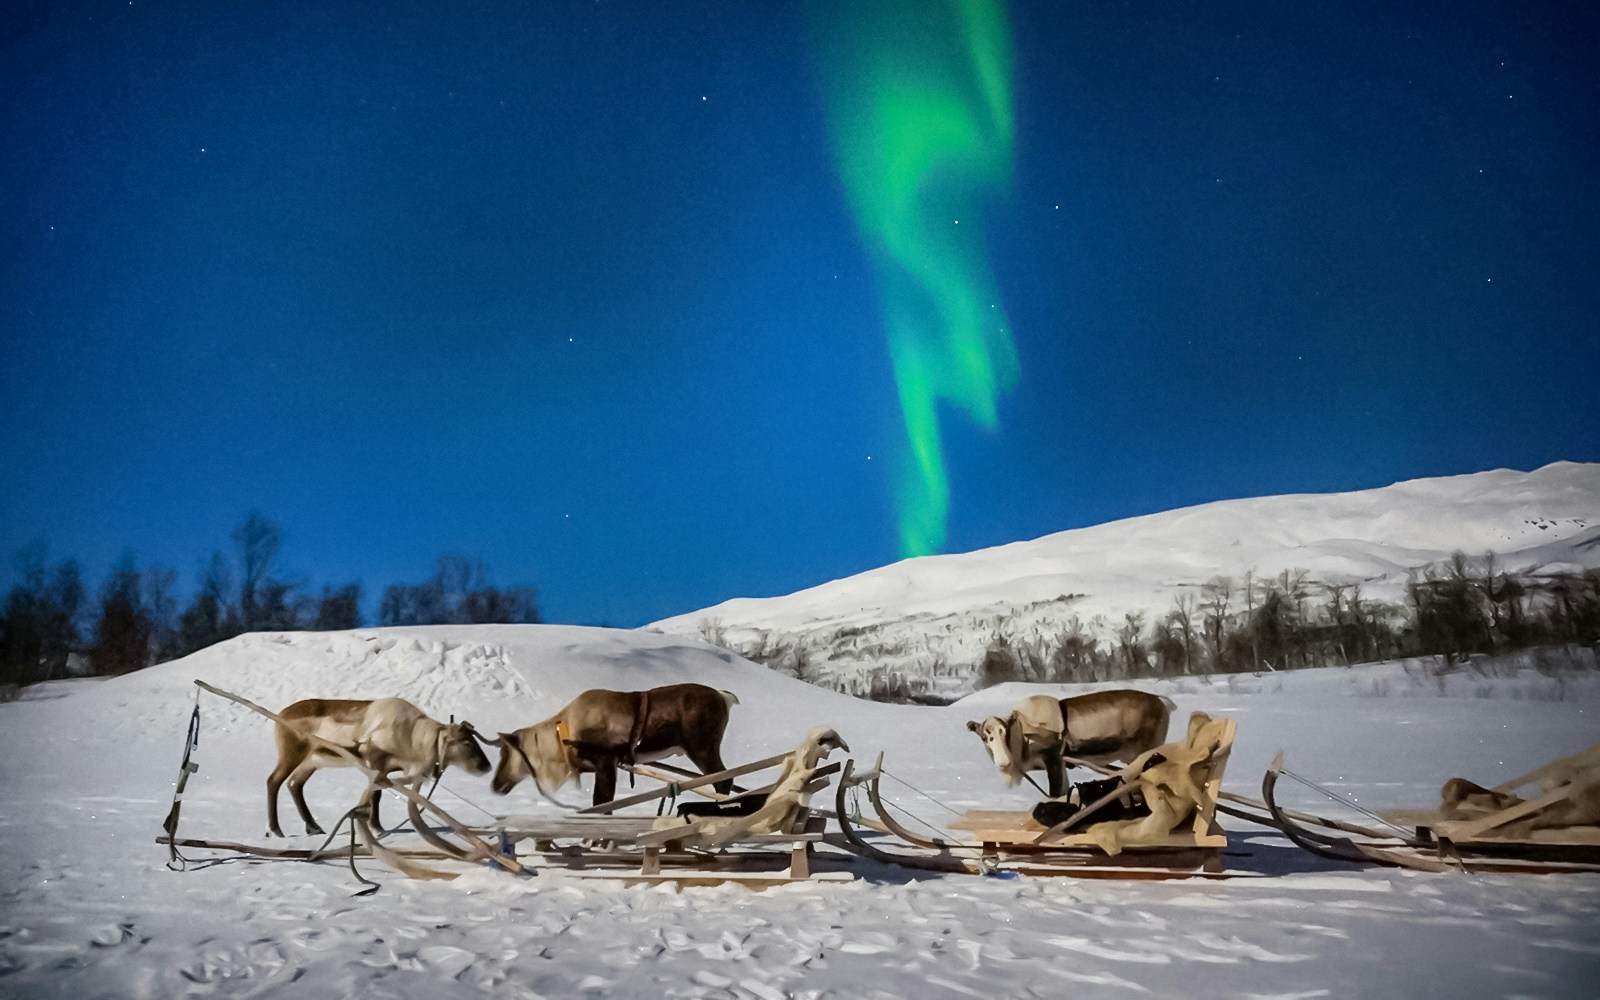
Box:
[81, 624, 863, 751]
[648, 462, 1600, 700]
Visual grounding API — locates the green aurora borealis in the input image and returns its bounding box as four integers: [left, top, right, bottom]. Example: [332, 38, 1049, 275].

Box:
[818, 0, 1019, 557]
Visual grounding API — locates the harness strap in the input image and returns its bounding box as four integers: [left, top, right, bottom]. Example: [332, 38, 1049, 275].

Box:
[554, 718, 578, 770]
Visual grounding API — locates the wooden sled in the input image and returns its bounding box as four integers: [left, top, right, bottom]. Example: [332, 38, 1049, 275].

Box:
[1260, 746, 1600, 875]
[834, 713, 1249, 880]
[485, 728, 854, 887]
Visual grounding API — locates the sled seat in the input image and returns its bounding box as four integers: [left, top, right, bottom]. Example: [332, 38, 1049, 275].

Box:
[950, 713, 1235, 871]
[491, 728, 850, 884]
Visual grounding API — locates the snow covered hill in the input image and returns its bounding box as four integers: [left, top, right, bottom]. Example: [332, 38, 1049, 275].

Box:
[649, 462, 1600, 699]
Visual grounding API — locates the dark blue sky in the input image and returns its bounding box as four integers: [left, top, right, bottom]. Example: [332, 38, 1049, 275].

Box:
[4, 1, 1597, 626]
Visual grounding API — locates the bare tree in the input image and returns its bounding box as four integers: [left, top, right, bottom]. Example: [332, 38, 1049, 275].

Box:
[88, 554, 152, 676]
[1171, 592, 1198, 674]
[1117, 612, 1148, 676]
[179, 552, 237, 654]
[145, 567, 181, 664]
[1201, 576, 1232, 673]
[1242, 570, 1259, 671]
[232, 512, 282, 631]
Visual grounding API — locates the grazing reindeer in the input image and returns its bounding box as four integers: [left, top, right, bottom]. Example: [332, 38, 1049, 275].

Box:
[491, 683, 738, 807]
[967, 690, 1174, 797]
[266, 697, 490, 837]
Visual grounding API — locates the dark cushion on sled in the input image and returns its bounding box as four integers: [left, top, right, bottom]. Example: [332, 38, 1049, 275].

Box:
[677, 793, 768, 820]
[1031, 775, 1152, 830]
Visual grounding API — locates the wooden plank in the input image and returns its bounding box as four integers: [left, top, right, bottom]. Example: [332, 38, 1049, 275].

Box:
[556, 870, 855, 888]
[964, 828, 1226, 849]
[1437, 825, 1600, 848]
[949, 810, 1040, 830]
[493, 816, 659, 834]
[1376, 809, 1600, 847]
[576, 752, 792, 815]
[1379, 808, 1443, 828]
[1438, 783, 1578, 840]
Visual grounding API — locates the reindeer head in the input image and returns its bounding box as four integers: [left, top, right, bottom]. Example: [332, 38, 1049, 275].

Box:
[489, 721, 575, 797]
[442, 720, 492, 775]
[967, 715, 1023, 786]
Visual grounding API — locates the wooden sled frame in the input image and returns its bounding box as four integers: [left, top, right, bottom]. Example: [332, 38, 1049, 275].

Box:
[484, 744, 852, 887]
[1394, 743, 1600, 850]
[832, 714, 1245, 880]
[1259, 746, 1600, 875]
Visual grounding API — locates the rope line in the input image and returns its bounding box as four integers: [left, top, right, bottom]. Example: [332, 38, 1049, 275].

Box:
[1279, 767, 1413, 837]
[882, 769, 965, 819]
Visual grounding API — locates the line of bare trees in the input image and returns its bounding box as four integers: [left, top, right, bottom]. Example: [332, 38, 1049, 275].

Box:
[979, 556, 1600, 687]
[0, 513, 540, 691]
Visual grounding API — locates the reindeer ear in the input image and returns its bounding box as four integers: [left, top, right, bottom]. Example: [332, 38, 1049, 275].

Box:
[966, 720, 980, 732]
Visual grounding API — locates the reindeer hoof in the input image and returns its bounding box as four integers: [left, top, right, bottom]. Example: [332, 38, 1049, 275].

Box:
[305, 824, 324, 836]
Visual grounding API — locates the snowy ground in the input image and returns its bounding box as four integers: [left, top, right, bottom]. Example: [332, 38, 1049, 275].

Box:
[2, 625, 1598, 999]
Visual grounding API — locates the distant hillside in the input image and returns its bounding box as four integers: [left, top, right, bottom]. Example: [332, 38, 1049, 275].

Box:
[648, 462, 1600, 701]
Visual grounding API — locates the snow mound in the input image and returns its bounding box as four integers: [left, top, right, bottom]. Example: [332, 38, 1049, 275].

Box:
[84, 624, 865, 752]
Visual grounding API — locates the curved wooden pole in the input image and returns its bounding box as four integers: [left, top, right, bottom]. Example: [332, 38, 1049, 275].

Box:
[832, 759, 974, 874]
[1262, 755, 1453, 873]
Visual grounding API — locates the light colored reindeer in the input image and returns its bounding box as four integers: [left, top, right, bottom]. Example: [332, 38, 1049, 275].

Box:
[967, 690, 1174, 797]
[266, 697, 490, 837]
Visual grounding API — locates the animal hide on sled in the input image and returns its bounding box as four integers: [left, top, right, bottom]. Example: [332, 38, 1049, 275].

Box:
[651, 728, 848, 849]
[1074, 713, 1231, 856]
[1439, 744, 1600, 833]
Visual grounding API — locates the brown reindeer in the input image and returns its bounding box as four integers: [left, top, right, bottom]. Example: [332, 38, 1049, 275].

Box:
[967, 690, 1174, 797]
[491, 683, 739, 807]
[266, 697, 491, 837]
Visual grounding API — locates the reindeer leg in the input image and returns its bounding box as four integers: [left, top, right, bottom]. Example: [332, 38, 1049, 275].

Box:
[287, 761, 324, 836]
[266, 758, 296, 838]
[592, 757, 618, 807]
[688, 745, 733, 795]
[1045, 746, 1066, 799]
[366, 785, 385, 833]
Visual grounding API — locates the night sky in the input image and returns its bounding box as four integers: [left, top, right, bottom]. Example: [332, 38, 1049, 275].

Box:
[4, 1, 1597, 627]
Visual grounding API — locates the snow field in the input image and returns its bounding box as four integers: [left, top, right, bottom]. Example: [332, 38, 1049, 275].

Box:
[1, 624, 1598, 998]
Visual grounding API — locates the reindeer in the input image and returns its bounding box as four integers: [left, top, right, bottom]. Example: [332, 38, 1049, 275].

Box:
[266, 697, 491, 837]
[490, 683, 738, 807]
[967, 689, 1174, 797]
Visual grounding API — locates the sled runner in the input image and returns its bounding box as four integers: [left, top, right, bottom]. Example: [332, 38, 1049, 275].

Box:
[834, 713, 1245, 879]
[1257, 744, 1600, 875]
[483, 727, 854, 886]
